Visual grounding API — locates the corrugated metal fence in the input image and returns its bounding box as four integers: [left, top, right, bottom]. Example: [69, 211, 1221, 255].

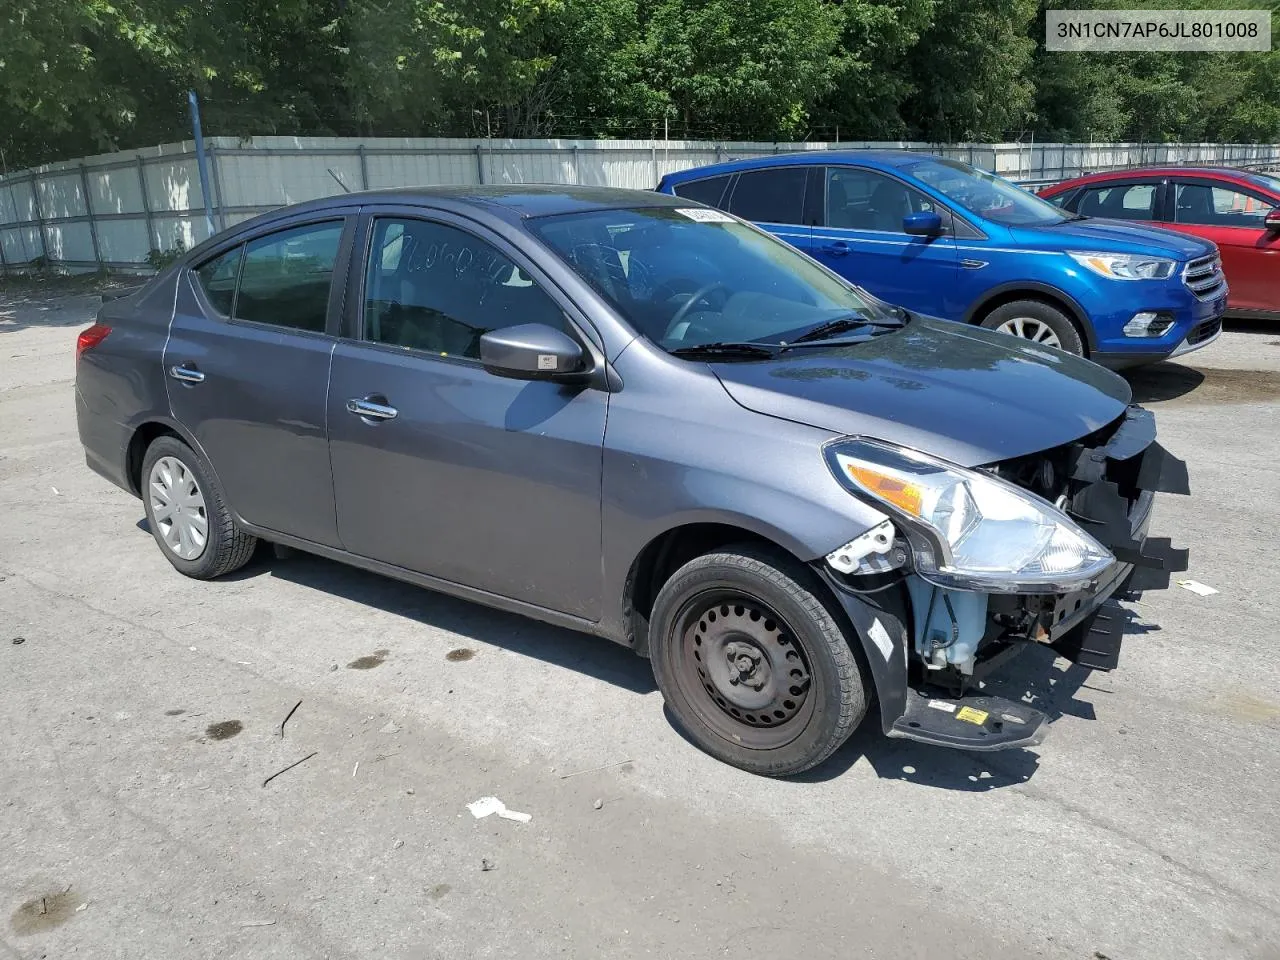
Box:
[2, 136, 1278, 273]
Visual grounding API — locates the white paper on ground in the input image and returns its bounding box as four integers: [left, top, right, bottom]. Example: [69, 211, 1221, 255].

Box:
[467, 796, 532, 823]
[1177, 579, 1219, 597]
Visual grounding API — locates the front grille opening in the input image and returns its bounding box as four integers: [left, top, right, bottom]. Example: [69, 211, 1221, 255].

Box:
[1183, 254, 1226, 302]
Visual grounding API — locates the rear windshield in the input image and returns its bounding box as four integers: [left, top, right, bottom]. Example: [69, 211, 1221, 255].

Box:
[528, 206, 888, 352]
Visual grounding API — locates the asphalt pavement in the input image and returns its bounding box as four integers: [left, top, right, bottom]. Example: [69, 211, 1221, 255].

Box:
[2, 282, 1278, 960]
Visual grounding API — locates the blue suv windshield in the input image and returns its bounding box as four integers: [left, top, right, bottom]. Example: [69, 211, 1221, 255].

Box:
[530, 207, 891, 353]
[901, 157, 1069, 227]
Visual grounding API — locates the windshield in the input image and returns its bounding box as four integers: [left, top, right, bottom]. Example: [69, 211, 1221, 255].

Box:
[902, 157, 1068, 227]
[1243, 171, 1280, 194]
[529, 207, 889, 354]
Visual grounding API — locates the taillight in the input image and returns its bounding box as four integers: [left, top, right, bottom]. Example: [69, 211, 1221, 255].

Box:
[76, 323, 112, 360]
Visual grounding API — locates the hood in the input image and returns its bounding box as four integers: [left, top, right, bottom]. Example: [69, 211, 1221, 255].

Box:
[711, 318, 1131, 467]
[1014, 217, 1214, 260]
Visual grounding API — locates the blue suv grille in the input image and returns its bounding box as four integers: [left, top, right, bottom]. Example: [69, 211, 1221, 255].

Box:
[1183, 254, 1226, 301]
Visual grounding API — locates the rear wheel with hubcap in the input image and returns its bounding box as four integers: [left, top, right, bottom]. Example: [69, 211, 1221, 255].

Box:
[650, 546, 868, 776]
[141, 435, 257, 579]
[979, 299, 1085, 356]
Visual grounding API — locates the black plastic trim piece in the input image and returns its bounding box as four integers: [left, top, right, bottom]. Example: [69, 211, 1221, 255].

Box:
[889, 689, 1049, 751]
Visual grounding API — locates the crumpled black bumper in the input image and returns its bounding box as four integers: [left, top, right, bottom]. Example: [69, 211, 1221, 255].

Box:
[1047, 406, 1190, 670]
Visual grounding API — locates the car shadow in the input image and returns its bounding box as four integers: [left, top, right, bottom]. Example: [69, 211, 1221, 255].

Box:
[1124, 362, 1206, 403]
[137, 521, 1151, 788]
[207, 539, 659, 695]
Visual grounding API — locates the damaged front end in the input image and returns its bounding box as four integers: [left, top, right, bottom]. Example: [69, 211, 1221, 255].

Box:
[817, 406, 1189, 751]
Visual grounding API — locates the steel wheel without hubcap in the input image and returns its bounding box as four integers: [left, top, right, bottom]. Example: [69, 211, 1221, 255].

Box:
[148, 456, 209, 560]
[674, 590, 815, 749]
[994, 316, 1062, 348]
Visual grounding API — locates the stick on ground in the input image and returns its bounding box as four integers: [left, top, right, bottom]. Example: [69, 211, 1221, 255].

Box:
[279, 699, 302, 738]
[263, 751, 318, 787]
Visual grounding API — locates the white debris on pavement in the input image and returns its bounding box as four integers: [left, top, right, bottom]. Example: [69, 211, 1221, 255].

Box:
[467, 796, 532, 823]
[1177, 579, 1219, 596]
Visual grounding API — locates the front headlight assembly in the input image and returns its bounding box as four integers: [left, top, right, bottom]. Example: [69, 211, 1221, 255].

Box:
[825, 438, 1115, 593]
[1067, 251, 1176, 280]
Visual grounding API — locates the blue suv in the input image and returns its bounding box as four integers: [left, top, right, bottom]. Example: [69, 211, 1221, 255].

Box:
[657, 152, 1228, 367]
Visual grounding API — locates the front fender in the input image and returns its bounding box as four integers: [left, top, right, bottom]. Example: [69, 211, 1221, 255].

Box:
[962, 279, 1097, 352]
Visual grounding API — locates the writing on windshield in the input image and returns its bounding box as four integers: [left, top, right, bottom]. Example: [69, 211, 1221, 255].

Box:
[530, 207, 892, 355]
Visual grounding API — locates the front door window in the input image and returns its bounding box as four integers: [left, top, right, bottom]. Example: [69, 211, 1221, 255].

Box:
[364, 217, 569, 357]
[825, 168, 937, 232]
[1174, 183, 1276, 228]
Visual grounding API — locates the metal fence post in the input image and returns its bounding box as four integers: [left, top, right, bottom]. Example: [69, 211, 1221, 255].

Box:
[137, 156, 156, 254]
[79, 163, 103, 270]
[358, 144, 370, 189]
[571, 144, 580, 184]
[29, 174, 49, 266]
[207, 143, 228, 231]
[475, 144, 485, 184]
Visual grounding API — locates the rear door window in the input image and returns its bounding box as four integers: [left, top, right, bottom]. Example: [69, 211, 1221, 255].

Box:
[671, 174, 733, 209]
[233, 221, 345, 333]
[1076, 183, 1159, 221]
[727, 167, 808, 224]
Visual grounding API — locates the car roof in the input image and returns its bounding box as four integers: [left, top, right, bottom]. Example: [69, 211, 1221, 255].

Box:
[246, 184, 686, 229]
[1041, 166, 1280, 195]
[660, 150, 943, 183]
[183, 184, 690, 265]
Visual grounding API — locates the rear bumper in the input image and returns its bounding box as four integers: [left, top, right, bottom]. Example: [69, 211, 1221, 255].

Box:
[76, 386, 135, 495]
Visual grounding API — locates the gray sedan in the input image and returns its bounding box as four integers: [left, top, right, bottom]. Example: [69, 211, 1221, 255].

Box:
[75, 186, 1189, 775]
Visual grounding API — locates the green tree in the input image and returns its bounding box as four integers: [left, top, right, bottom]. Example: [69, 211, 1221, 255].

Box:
[814, 0, 936, 140]
[632, 0, 850, 139]
[903, 0, 1039, 141]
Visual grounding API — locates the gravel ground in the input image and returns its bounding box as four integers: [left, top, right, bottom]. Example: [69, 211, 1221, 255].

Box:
[2, 283, 1278, 960]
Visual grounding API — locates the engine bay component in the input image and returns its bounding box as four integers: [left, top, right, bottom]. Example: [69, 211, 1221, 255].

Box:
[905, 576, 988, 673]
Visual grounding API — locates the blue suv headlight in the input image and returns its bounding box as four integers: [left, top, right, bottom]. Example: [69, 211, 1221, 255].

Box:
[1068, 251, 1176, 280]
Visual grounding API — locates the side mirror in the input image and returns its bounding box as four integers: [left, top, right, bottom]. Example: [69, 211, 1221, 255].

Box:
[1265, 208, 1280, 232]
[479, 323, 588, 381]
[903, 211, 944, 236]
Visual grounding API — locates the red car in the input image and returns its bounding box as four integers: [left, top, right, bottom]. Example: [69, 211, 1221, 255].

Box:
[1041, 167, 1280, 320]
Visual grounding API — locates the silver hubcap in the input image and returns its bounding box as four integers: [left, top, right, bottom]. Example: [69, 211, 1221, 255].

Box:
[149, 456, 209, 561]
[995, 316, 1061, 348]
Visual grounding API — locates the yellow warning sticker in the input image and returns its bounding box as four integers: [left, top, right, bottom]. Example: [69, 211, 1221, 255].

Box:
[955, 706, 989, 725]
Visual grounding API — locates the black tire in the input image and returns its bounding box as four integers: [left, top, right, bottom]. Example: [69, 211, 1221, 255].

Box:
[140, 435, 257, 579]
[649, 545, 868, 777]
[979, 299, 1086, 356]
